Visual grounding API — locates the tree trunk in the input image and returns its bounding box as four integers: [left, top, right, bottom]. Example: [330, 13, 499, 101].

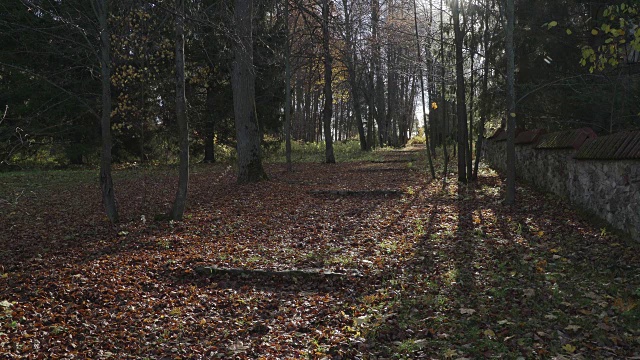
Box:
[366, 68, 376, 149]
[473, 0, 492, 180]
[96, 0, 118, 223]
[232, 0, 268, 182]
[321, 0, 335, 163]
[386, 47, 397, 147]
[504, 0, 516, 204]
[372, 0, 387, 147]
[304, 72, 312, 141]
[412, 0, 435, 178]
[467, 7, 475, 181]
[341, 0, 367, 150]
[284, 0, 292, 171]
[295, 76, 303, 140]
[440, 0, 449, 189]
[203, 81, 216, 164]
[171, 0, 189, 220]
[453, 0, 468, 183]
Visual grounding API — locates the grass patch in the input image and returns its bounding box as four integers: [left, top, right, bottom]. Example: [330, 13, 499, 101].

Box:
[265, 140, 382, 163]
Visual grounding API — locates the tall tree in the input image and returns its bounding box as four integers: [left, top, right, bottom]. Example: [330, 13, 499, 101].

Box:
[171, 0, 189, 220]
[472, 0, 493, 180]
[440, 0, 450, 189]
[452, 0, 468, 183]
[504, 0, 516, 204]
[466, 3, 476, 181]
[371, 0, 387, 147]
[412, 0, 435, 178]
[321, 0, 336, 163]
[340, 0, 368, 151]
[94, 0, 119, 223]
[284, 0, 292, 171]
[232, 0, 268, 182]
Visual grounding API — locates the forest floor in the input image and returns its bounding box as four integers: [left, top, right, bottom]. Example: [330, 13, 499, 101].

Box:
[1, 146, 639, 359]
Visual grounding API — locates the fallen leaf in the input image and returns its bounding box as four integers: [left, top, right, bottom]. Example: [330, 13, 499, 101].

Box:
[354, 315, 370, 326]
[443, 349, 458, 358]
[565, 324, 581, 332]
[562, 343, 576, 353]
[459, 308, 476, 315]
[413, 339, 428, 349]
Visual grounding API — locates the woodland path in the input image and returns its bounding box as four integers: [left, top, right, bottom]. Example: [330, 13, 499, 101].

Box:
[1, 147, 639, 359]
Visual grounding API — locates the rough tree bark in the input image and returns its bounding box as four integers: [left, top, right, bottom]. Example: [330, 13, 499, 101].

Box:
[171, 0, 189, 220]
[95, 0, 118, 223]
[232, 0, 268, 182]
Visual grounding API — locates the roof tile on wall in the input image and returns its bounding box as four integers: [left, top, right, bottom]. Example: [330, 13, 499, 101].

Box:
[515, 128, 546, 145]
[491, 128, 523, 142]
[575, 130, 640, 160]
[535, 127, 597, 150]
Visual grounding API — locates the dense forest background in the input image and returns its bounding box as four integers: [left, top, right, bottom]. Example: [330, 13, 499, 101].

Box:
[1, 0, 639, 169]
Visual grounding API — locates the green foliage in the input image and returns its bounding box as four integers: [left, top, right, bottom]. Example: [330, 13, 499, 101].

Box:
[265, 140, 381, 163]
[407, 128, 426, 145]
[546, 3, 640, 73]
[584, 3, 640, 73]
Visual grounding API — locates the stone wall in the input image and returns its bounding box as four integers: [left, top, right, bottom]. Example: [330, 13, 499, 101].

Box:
[484, 129, 640, 241]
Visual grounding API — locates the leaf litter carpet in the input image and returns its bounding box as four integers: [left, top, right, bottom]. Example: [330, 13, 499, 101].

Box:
[1, 148, 639, 359]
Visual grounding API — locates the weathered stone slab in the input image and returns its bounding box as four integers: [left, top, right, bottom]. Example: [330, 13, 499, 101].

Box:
[370, 159, 415, 163]
[308, 189, 403, 197]
[193, 266, 363, 278]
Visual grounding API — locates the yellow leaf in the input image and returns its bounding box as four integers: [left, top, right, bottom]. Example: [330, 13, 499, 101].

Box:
[537, 231, 544, 237]
[547, 21, 558, 29]
[562, 343, 576, 353]
[199, 319, 206, 325]
[443, 349, 457, 358]
[509, 112, 516, 118]
[484, 329, 496, 337]
[566, 28, 572, 35]
[592, 29, 599, 35]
